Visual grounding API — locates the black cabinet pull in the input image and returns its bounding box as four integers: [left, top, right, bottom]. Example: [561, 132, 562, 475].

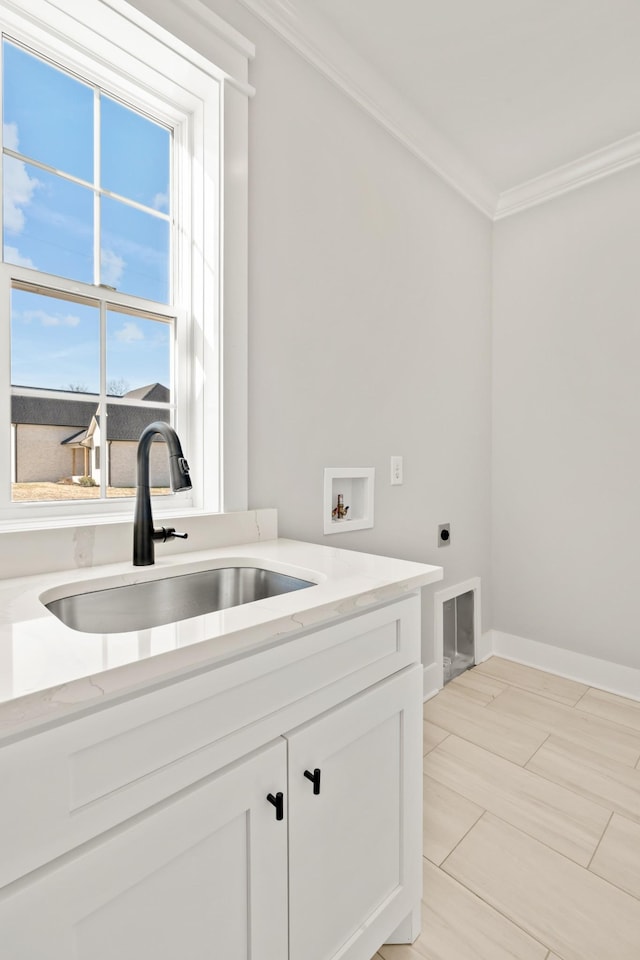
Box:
[303, 768, 321, 795]
[266, 791, 284, 820]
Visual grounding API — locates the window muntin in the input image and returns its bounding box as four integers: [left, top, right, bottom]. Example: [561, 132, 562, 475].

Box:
[2, 38, 172, 304]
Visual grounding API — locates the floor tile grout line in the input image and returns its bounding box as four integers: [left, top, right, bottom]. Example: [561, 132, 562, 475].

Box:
[481, 691, 640, 767]
[447, 676, 511, 708]
[522, 731, 551, 767]
[436, 816, 554, 957]
[427, 753, 612, 869]
[573, 686, 593, 710]
[453, 805, 617, 886]
[519, 752, 616, 825]
[439, 814, 628, 959]
[572, 702, 640, 739]
[473, 662, 589, 707]
[424, 667, 640, 959]
[436, 807, 489, 870]
[586, 809, 614, 872]
[478, 659, 640, 714]
[422, 711, 542, 768]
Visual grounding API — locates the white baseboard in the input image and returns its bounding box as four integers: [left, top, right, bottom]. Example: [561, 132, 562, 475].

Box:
[475, 631, 494, 664]
[489, 629, 640, 702]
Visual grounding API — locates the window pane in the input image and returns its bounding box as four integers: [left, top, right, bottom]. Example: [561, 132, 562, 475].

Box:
[101, 196, 169, 302]
[11, 288, 99, 393]
[101, 95, 170, 211]
[11, 394, 102, 502]
[106, 404, 170, 497]
[4, 158, 93, 282]
[3, 40, 93, 182]
[106, 311, 172, 402]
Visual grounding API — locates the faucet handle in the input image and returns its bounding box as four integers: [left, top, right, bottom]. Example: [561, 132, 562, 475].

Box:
[153, 527, 188, 542]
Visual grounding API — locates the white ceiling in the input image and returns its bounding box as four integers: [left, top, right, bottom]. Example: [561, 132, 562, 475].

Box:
[238, 0, 640, 216]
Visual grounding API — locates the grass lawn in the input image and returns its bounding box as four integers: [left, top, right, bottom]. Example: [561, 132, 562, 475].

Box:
[12, 482, 170, 502]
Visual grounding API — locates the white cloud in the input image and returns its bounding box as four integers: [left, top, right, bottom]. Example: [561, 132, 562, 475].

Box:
[21, 309, 81, 328]
[152, 191, 168, 212]
[101, 248, 125, 288]
[4, 246, 35, 268]
[115, 320, 144, 343]
[3, 122, 40, 234]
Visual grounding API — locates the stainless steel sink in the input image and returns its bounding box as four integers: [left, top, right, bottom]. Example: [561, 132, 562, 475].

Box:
[45, 566, 315, 634]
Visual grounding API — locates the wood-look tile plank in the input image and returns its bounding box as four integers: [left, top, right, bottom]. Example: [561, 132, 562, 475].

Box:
[474, 657, 588, 705]
[378, 944, 425, 960]
[589, 814, 640, 900]
[423, 687, 547, 765]
[449, 669, 509, 703]
[575, 688, 640, 734]
[425, 736, 609, 865]
[443, 814, 640, 960]
[423, 720, 449, 756]
[423, 774, 484, 865]
[421, 859, 549, 960]
[442, 680, 494, 706]
[488, 686, 640, 767]
[526, 736, 640, 824]
[379, 862, 548, 960]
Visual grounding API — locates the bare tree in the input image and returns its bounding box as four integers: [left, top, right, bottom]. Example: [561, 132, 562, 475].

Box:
[107, 378, 130, 396]
[67, 383, 89, 393]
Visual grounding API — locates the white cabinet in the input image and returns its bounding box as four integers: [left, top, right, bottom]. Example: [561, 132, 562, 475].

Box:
[287, 667, 422, 960]
[0, 739, 289, 960]
[0, 596, 423, 959]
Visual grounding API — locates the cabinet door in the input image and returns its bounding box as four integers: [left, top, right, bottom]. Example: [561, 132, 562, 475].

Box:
[286, 666, 423, 960]
[0, 738, 288, 960]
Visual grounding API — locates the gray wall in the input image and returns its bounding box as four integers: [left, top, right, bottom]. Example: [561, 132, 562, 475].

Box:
[229, 2, 493, 664]
[493, 166, 640, 669]
[130, 0, 494, 665]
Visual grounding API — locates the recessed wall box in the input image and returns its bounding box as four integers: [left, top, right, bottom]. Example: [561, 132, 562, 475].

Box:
[323, 467, 374, 535]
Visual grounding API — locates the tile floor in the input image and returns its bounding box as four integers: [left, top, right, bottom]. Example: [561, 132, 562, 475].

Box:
[370, 656, 640, 960]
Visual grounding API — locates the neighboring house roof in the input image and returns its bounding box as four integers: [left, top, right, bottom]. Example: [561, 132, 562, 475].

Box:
[12, 384, 170, 443]
[11, 393, 97, 429]
[123, 383, 170, 403]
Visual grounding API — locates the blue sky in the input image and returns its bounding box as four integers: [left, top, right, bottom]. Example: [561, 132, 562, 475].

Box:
[3, 40, 172, 395]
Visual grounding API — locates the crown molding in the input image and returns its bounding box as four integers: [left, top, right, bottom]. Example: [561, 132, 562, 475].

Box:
[229, 0, 640, 220]
[233, 0, 498, 217]
[495, 130, 640, 219]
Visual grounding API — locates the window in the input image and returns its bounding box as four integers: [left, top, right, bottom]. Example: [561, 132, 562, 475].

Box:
[0, 0, 251, 523]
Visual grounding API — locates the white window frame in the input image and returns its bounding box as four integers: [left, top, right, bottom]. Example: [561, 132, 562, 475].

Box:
[0, 0, 251, 527]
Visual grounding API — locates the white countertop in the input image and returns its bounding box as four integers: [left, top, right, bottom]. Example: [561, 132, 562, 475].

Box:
[0, 538, 442, 741]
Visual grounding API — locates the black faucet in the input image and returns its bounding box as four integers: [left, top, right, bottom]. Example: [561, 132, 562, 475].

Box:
[133, 421, 192, 566]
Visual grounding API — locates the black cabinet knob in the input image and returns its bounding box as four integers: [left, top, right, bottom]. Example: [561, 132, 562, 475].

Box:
[303, 768, 321, 795]
[266, 791, 284, 820]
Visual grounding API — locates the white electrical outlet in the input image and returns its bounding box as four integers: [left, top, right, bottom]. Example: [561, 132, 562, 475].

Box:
[390, 456, 403, 485]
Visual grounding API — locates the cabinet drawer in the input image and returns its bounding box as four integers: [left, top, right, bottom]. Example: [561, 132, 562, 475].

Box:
[0, 595, 421, 888]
